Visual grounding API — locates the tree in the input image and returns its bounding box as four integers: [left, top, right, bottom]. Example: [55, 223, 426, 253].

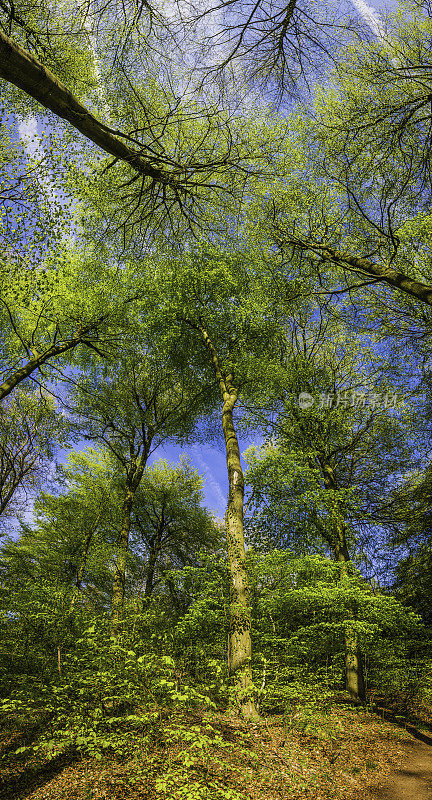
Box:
[70, 336, 210, 630]
[0, 387, 68, 525]
[317, 4, 432, 212]
[152, 244, 292, 719]
[0, 1, 265, 233]
[221, 6, 432, 338]
[0, 212, 148, 402]
[3, 450, 220, 627]
[15, 449, 119, 607]
[243, 308, 419, 699]
[249, 6, 432, 319]
[132, 458, 219, 601]
[247, 549, 424, 712]
[0, 446, 117, 686]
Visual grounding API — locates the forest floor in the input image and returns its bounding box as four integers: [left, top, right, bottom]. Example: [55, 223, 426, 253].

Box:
[368, 724, 432, 799]
[0, 702, 429, 800]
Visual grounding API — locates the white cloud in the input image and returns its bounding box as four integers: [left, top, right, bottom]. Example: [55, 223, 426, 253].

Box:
[350, 0, 387, 42]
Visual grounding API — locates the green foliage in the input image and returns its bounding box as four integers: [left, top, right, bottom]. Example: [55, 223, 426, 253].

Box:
[154, 723, 246, 800]
[0, 387, 70, 522]
[132, 458, 221, 599]
[168, 552, 231, 701]
[248, 551, 424, 711]
[0, 615, 215, 761]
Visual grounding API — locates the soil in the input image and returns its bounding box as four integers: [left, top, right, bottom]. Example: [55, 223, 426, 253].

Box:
[368, 732, 432, 800]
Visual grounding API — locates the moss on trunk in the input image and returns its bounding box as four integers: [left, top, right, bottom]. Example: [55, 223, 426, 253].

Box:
[191, 320, 259, 720]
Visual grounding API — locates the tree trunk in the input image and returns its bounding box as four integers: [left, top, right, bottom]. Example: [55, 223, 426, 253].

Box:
[344, 624, 365, 701]
[320, 459, 365, 702]
[335, 547, 366, 702]
[191, 320, 258, 720]
[111, 448, 148, 633]
[111, 487, 134, 633]
[144, 521, 163, 598]
[224, 392, 257, 720]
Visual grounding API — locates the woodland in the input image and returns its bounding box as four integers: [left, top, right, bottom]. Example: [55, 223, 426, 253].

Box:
[1, 0, 432, 798]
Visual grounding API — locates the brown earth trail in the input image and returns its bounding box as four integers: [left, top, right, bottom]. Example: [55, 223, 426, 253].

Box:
[369, 734, 432, 799]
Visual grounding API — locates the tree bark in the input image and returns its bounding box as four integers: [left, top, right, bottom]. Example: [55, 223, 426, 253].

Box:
[111, 452, 148, 633]
[189, 320, 258, 720]
[320, 458, 365, 702]
[281, 235, 432, 307]
[111, 486, 135, 632]
[0, 30, 180, 189]
[144, 519, 164, 598]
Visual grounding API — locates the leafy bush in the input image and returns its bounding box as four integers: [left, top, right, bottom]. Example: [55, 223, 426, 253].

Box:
[0, 615, 214, 760]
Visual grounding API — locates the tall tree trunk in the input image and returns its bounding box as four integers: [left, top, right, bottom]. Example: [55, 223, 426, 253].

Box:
[111, 486, 135, 633]
[111, 449, 148, 633]
[144, 520, 164, 598]
[0, 335, 89, 403]
[335, 540, 365, 702]
[191, 320, 258, 720]
[320, 459, 365, 702]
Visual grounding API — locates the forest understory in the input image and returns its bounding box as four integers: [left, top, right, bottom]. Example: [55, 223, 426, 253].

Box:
[2, 700, 428, 800]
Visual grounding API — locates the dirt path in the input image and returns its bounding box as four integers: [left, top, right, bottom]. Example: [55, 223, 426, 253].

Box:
[369, 734, 432, 799]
